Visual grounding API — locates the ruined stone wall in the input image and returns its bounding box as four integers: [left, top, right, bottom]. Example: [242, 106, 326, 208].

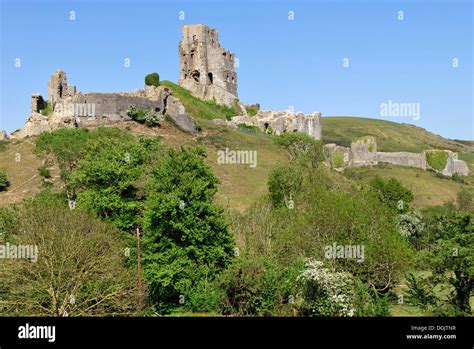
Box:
[376, 151, 427, 169]
[350, 137, 378, 166]
[178, 24, 238, 106]
[48, 70, 76, 107]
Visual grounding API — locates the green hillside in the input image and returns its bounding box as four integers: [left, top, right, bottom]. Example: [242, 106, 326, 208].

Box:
[322, 116, 473, 153]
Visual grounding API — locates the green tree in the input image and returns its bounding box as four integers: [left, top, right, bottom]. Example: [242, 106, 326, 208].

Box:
[142, 147, 234, 313]
[145, 72, 160, 87]
[274, 132, 325, 169]
[370, 176, 414, 212]
[267, 164, 302, 207]
[428, 212, 473, 314]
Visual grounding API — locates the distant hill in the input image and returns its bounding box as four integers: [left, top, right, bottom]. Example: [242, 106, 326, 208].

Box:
[322, 117, 473, 153]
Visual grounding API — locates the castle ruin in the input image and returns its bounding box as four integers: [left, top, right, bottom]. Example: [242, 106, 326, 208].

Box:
[178, 24, 239, 107]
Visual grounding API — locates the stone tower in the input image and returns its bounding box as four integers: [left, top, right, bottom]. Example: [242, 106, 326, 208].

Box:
[178, 24, 238, 106]
[47, 70, 76, 108]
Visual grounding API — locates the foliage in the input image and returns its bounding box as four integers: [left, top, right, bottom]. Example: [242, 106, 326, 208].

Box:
[405, 272, 438, 312]
[126, 105, 161, 127]
[0, 170, 9, 191]
[397, 211, 425, 246]
[297, 260, 355, 317]
[457, 187, 472, 212]
[426, 150, 449, 171]
[35, 128, 92, 186]
[218, 256, 304, 316]
[245, 106, 258, 116]
[267, 164, 302, 208]
[237, 123, 259, 133]
[370, 176, 414, 212]
[142, 147, 234, 313]
[353, 279, 390, 316]
[274, 132, 325, 169]
[40, 101, 52, 116]
[0, 194, 144, 316]
[160, 80, 238, 120]
[145, 72, 160, 87]
[427, 212, 473, 314]
[37, 164, 51, 178]
[332, 149, 345, 168]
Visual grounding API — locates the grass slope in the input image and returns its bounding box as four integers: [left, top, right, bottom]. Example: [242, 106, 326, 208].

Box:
[322, 116, 473, 153]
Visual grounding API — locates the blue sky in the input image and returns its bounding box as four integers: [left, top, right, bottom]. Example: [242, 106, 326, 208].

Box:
[1, 0, 472, 139]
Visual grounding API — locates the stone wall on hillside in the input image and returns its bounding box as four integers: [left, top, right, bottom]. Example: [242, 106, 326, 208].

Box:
[376, 151, 427, 169]
[324, 138, 470, 176]
[11, 70, 196, 138]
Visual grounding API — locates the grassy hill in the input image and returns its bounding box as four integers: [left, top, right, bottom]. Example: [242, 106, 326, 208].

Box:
[1, 96, 472, 211]
[322, 116, 473, 153]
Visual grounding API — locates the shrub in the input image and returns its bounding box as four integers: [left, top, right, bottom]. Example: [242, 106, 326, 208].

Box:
[457, 187, 472, 211]
[145, 72, 160, 87]
[126, 105, 160, 127]
[332, 150, 345, 168]
[0, 170, 9, 191]
[40, 101, 52, 116]
[370, 176, 414, 212]
[268, 164, 302, 208]
[353, 279, 390, 316]
[246, 106, 258, 116]
[297, 260, 355, 317]
[426, 150, 448, 171]
[274, 132, 325, 169]
[38, 164, 51, 178]
[237, 123, 259, 133]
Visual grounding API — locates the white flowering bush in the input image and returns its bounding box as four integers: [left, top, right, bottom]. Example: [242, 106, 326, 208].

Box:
[397, 210, 424, 240]
[297, 260, 355, 317]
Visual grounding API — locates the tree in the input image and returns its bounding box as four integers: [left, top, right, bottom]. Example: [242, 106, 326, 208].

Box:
[370, 176, 414, 212]
[429, 212, 473, 314]
[142, 147, 234, 313]
[274, 132, 325, 169]
[0, 195, 143, 316]
[145, 73, 160, 87]
[267, 164, 302, 208]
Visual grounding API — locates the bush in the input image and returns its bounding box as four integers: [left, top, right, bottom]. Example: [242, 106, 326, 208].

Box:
[268, 164, 302, 208]
[0, 170, 9, 191]
[237, 123, 259, 133]
[332, 150, 345, 168]
[426, 150, 448, 171]
[457, 187, 472, 211]
[370, 176, 414, 212]
[297, 260, 355, 317]
[353, 279, 390, 316]
[126, 105, 161, 127]
[246, 106, 258, 116]
[145, 73, 160, 87]
[38, 164, 51, 178]
[218, 257, 303, 316]
[274, 132, 325, 169]
[40, 100, 52, 116]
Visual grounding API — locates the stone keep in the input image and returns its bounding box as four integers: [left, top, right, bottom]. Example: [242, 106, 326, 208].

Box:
[178, 24, 238, 106]
[47, 70, 76, 107]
